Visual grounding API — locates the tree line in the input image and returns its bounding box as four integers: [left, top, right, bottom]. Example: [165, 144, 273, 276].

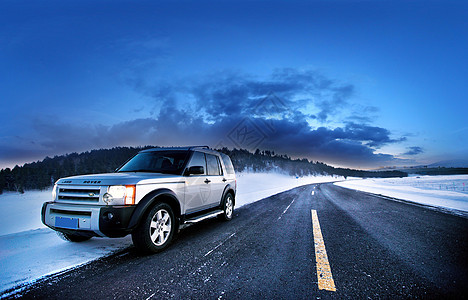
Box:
[0, 146, 407, 194]
[217, 148, 406, 179]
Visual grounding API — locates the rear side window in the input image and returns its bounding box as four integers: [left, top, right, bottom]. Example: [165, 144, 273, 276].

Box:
[221, 153, 235, 174]
[206, 154, 222, 176]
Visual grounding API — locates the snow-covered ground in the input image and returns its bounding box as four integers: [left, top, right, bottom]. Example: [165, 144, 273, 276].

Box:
[0, 172, 341, 295]
[335, 175, 468, 213]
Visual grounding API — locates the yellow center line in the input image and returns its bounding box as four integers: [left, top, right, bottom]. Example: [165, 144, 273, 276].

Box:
[311, 209, 336, 292]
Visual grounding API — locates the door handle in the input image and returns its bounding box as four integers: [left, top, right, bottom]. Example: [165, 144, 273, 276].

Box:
[204, 179, 211, 184]
[222, 178, 227, 182]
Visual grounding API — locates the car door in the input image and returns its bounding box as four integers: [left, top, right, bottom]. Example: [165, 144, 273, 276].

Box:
[205, 153, 226, 206]
[184, 151, 211, 214]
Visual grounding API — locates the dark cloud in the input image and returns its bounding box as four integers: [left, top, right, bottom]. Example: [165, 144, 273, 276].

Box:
[6, 111, 406, 169]
[186, 68, 358, 122]
[341, 123, 406, 148]
[403, 146, 424, 156]
[28, 118, 158, 154]
[1, 68, 409, 169]
[238, 118, 406, 168]
[0, 142, 50, 168]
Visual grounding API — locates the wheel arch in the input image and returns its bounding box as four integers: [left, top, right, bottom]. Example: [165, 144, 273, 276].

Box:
[128, 188, 181, 229]
[222, 185, 236, 207]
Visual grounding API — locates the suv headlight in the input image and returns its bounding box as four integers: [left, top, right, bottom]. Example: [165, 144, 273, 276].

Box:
[103, 185, 136, 205]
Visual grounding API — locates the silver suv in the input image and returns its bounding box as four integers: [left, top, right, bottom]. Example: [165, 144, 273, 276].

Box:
[41, 146, 236, 253]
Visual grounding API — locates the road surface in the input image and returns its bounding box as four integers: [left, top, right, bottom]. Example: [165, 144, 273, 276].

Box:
[9, 183, 468, 299]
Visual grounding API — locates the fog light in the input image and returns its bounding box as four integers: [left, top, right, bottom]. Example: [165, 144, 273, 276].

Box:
[107, 212, 114, 220]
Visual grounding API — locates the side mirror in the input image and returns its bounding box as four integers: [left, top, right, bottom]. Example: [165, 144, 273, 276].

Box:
[186, 166, 204, 175]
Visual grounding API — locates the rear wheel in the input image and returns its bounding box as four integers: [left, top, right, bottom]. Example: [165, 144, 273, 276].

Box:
[219, 193, 234, 221]
[56, 232, 92, 242]
[132, 202, 176, 254]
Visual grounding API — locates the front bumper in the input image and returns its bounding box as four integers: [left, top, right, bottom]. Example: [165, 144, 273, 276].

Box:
[42, 202, 136, 238]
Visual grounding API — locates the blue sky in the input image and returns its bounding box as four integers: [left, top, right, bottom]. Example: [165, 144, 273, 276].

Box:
[1, 0, 467, 169]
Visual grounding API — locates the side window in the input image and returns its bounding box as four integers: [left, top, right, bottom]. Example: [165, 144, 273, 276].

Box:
[221, 154, 235, 175]
[216, 156, 223, 175]
[187, 151, 206, 175]
[206, 154, 222, 176]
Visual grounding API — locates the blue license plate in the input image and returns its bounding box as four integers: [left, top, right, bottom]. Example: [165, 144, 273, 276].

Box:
[55, 217, 79, 229]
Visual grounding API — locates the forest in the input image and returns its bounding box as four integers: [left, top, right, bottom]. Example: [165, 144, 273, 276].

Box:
[0, 146, 408, 193]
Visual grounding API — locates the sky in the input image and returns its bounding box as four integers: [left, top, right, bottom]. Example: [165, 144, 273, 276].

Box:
[1, 0, 467, 170]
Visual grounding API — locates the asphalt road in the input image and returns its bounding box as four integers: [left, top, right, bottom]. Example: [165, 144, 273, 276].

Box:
[11, 183, 468, 299]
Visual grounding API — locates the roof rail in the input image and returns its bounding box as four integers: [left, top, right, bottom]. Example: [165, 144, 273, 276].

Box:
[189, 146, 210, 150]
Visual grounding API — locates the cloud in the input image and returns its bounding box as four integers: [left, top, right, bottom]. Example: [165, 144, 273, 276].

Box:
[184, 68, 359, 123]
[403, 146, 424, 156]
[341, 123, 406, 148]
[4, 112, 405, 170]
[236, 118, 406, 168]
[346, 105, 379, 124]
[1, 68, 410, 169]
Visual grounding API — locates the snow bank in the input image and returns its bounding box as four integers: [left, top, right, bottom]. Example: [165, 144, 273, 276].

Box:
[0, 189, 51, 236]
[0, 230, 132, 296]
[0, 172, 340, 294]
[335, 175, 468, 213]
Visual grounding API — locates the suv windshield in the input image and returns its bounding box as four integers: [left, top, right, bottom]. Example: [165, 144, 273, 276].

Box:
[117, 150, 189, 175]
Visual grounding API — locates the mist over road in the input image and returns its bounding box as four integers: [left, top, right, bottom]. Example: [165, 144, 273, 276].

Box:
[13, 184, 468, 299]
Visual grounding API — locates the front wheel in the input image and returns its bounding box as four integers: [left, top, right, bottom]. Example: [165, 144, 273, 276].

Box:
[219, 193, 234, 221]
[132, 202, 176, 254]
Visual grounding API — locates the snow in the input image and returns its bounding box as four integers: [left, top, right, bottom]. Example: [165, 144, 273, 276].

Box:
[0, 230, 133, 296]
[0, 172, 341, 294]
[334, 175, 468, 213]
[235, 172, 343, 208]
[3, 173, 467, 295]
[3, 173, 466, 295]
[0, 189, 51, 236]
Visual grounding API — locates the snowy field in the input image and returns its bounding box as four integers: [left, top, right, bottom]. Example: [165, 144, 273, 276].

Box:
[0, 172, 341, 295]
[335, 175, 468, 213]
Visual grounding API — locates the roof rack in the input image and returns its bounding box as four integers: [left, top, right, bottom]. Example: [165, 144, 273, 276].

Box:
[139, 146, 211, 153]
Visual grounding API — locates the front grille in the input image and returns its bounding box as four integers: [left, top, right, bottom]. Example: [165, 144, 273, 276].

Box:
[59, 188, 100, 194]
[58, 195, 99, 202]
[57, 186, 101, 203]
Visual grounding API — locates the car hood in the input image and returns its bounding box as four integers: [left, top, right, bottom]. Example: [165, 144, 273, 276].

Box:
[56, 172, 184, 186]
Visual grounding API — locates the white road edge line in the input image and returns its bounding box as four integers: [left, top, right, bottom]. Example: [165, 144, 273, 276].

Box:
[145, 292, 156, 300]
[311, 209, 336, 292]
[204, 232, 237, 257]
[278, 199, 295, 220]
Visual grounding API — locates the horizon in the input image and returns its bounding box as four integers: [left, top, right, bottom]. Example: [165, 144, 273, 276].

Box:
[1, 0, 467, 170]
[1, 145, 466, 172]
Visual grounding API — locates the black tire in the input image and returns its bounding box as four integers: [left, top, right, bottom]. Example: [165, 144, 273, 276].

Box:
[132, 202, 176, 254]
[219, 193, 234, 221]
[56, 232, 92, 242]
